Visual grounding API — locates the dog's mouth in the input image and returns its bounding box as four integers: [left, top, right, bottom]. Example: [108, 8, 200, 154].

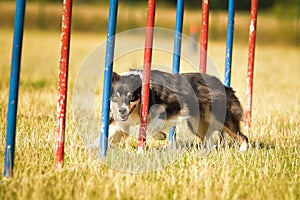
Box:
[120, 114, 129, 121]
[119, 104, 136, 122]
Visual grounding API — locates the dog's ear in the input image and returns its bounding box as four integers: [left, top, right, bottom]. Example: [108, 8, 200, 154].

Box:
[111, 72, 120, 85]
[111, 72, 120, 96]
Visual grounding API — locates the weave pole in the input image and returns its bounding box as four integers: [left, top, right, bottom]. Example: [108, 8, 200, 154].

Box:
[245, 0, 258, 128]
[54, 0, 73, 169]
[138, 0, 156, 151]
[224, 0, 235, 87]
[169, 0, 184, 143]
[3, 0, 26, 178]
[200, 0, 209, 73]
[99, 0, 118, 158]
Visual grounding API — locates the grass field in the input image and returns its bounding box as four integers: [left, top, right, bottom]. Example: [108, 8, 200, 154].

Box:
[1, 3, 300, 199]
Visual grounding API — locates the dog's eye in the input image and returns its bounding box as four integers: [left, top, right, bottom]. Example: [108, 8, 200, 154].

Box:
[128, 94, 133, 101]
[111, 94, 119, 102]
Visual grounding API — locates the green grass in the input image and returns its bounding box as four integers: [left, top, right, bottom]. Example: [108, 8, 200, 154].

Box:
[0, 17, 300, 200]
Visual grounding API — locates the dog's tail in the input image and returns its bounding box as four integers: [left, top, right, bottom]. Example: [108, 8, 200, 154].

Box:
[225, 87, 243, 124]
[224, 87, 249, 151]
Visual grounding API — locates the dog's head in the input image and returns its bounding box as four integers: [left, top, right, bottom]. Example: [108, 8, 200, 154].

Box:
[110, 72, 142, 122]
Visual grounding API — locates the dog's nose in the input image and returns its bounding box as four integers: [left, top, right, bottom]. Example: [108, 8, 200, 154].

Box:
[119, 108, 127, 114]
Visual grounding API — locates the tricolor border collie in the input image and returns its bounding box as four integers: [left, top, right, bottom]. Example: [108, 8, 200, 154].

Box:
[108, 69, 249, 151]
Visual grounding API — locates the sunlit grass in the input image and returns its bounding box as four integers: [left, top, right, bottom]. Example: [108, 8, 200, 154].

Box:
[0, 25, 299, 200]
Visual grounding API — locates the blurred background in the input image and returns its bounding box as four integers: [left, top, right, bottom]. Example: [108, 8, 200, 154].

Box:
[0, 0, 299, 45]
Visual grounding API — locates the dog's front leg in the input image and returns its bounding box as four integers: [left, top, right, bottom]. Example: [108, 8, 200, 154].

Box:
[84, 120, 128, 150]
[108, 121, 129, 143]
[147, 104, 168, 140]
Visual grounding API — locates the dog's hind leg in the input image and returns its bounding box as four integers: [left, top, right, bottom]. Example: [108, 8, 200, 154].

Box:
[190, 118, 208, 141]
[199, 119, 226, 148]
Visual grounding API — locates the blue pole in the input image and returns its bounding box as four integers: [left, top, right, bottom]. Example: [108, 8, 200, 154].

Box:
[99, 0, 118, 158]
[4, 0, 26, 178]
[169, 0, 184, 143]
[172, 0, 184, 74]
[224, 0, 235, 87]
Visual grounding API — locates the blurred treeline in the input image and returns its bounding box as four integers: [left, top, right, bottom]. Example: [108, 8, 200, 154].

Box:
[2, 0, 299, 11]
[0, 0, 299, 45]
[120, 0, 297, 12]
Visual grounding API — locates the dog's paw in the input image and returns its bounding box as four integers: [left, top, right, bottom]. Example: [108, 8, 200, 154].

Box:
[239, 141, 248, 152]
[152, 131, 167, 140]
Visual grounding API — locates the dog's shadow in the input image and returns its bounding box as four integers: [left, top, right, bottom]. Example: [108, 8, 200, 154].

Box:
[177, 139, 276, 152]
[249, 140, 275, 150]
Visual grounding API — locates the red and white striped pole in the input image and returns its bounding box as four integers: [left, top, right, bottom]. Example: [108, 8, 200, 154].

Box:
[138, 0, 156, 151]
[245, 0, 258, 128]
[200, 0, 209, 73]
[54, 0, 72, 169]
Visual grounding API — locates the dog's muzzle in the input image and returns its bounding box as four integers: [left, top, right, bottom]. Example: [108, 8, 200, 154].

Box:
[119, 105, 136, 121]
